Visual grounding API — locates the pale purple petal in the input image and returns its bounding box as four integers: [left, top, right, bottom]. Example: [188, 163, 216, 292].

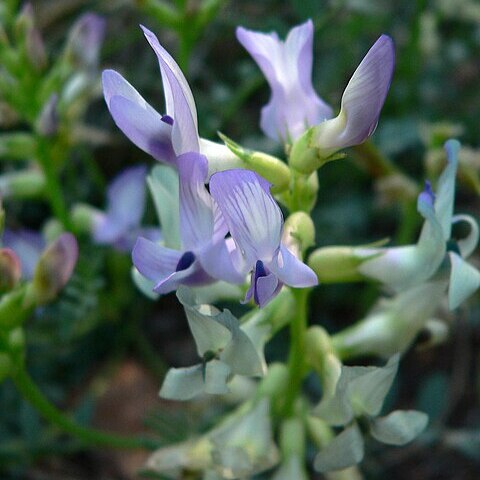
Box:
[3, 229, 45, 279]
[314, 35, 394, 152]
[132, 237, 181, 282]
[177, 153, 222, 250]
[111, 226, 162, 253]
[106, 166, 147, 228]
[102, 69, 175, 163]
[141, 26, 199, 155]
[153, 261, 213, 294]
[269, 244, 318, 287]
[199, 238, 246, 284]
[69, 13, 105, 69]
[256, 273, 280, 308]
[237, 21, 332, 142]
[209, 169, 283, 263]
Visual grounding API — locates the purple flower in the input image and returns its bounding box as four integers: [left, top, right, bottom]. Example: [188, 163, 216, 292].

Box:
[312, 35, 395, 156]
[2, 229, 45, 280]
[209, 169, 318, 307]
[93, 166, 161, 252]
[237, 20, 332, 143]
[132, 154, 243, 295]
[102, 26, 199, 165]
[237, 21, 394, 151]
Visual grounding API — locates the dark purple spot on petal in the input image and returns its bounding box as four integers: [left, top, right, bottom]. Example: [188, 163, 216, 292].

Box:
[161, 114, 174, 126]
[253, 260, 268, 305]
[176, 251, 195, 271]
[424, 180, 436, 204]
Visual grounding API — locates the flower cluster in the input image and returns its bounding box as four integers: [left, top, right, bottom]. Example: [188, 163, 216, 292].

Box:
[102, 22, 396, 308]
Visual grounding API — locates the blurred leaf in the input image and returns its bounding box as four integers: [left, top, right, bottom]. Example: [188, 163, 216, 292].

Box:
[370, 409, 428, 445]
[314, 423, 365, 473]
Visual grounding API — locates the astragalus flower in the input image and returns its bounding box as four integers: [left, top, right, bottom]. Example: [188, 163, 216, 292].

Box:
[237, 20, 394, 154]
[92, 165, 161, 251]
[102, 26, 235, 168]
[358, 140, 480, 309]
[132, 154, 243, 294]
[210, 169, 318, 307]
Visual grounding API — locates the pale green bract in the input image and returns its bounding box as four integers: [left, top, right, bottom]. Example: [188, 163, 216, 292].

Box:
[159, 287, 264, 400]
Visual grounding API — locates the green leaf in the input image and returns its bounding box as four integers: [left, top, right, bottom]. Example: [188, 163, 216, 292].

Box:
[148, 165, 180, 249]
[314, 423, 365, 473]
[370, 410, 428, 446]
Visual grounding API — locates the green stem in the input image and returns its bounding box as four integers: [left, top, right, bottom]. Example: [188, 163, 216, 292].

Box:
[283, 288, 310, 416]
[12, 366, 156, 450]
[36, 138, 71, 229]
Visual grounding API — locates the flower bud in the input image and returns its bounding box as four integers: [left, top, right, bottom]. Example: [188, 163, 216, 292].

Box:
[66, 13, 105, 70]
[305, 326, 342, 399]
[32, 233, 78, 303]
[36, 94, 59, 137]
[70, 203, 97, 233]
[0, 248, 21, 292]
[217, 133, 291, 193]
[288, 128, 321, 174]
[283, 212, 315, 256]
[16, 4, 47, 71]
[308, 247, 369, 283]
[331, 282, 446, 359]
[0, 168, 45, 199]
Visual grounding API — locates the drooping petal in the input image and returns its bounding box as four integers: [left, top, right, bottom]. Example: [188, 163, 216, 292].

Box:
[132, 237, 181, 282]
[236, 21, 332, 143]
[209, 169, 283, 263]
[141, 26, 199, 155]
[452, 214, 479, 258]
[359, 184, 445, 291]
[93, 166, 148, 245]
[448, 252, 480, 309]
[313, 35, 394, 154]
[269, 244, 318, 287]
[102, 69, 175, 163]
[177, 153, 222, 250]
[434, 139, 459, 240]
